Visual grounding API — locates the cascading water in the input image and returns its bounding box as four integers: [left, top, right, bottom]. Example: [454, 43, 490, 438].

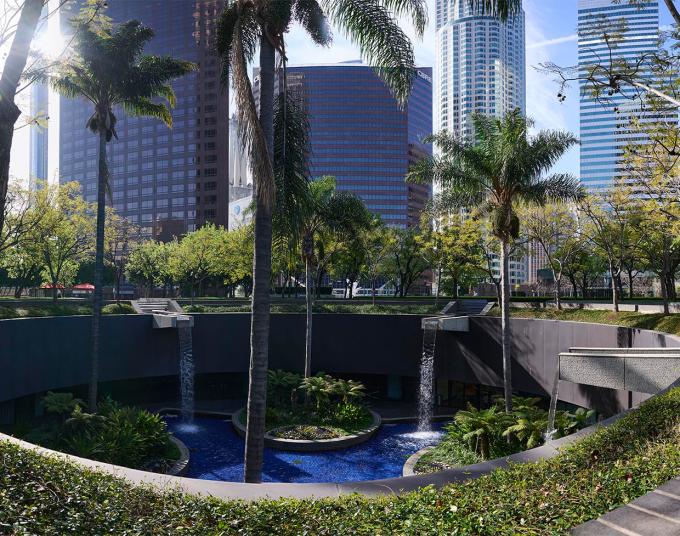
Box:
[417, 319, 439, 432]
[178, 326, 195, 422]
[544, 368, 560, 441]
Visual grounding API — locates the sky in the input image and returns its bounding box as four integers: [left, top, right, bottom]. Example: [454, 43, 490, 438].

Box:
[7, 0, 676, 185]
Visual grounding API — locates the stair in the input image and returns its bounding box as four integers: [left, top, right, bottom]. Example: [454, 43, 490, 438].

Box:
[440, 299, 489, 316]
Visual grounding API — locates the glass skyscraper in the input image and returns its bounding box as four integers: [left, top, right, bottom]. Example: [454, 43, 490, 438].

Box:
[434, 0, 526, 285]
[29, 82, 48, 191]
[578, 0, 675, 192]
[59, 0, 229, 240]
[269, 62, 432, 228]
[434, 0, 526, 139]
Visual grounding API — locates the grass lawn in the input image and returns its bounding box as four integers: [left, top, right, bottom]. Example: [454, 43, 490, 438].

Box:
[489, 306, 680, 337]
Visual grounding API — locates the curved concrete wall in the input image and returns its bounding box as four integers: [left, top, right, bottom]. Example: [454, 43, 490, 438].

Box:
[2, 313, 679, 414]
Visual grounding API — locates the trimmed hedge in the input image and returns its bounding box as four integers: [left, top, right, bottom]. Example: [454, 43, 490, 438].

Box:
[0, 387, 679, 534]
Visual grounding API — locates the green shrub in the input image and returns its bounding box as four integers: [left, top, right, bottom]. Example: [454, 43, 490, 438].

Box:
[43, 392, 83, 417]
[102, 303, 135, 315]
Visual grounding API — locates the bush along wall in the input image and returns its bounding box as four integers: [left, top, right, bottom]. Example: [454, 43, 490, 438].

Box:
[0, 387, 678, 534]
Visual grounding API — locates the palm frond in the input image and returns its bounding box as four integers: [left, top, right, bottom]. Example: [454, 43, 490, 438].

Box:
[122, 98, 172, 127]
[524, 130, 579, 179]
[519, 174, 585, 205]
[381, 0, 428, 37]
[467, 0, 522, 20]
[322, 0, 416, 106]
[294, 0, 332, 46]
[216, 2, 239, 86]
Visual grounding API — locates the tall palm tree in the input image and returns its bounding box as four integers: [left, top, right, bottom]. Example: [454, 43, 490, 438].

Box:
[49, 16, 194, 412]
[217, 0, 426, 483]
[407, 109, 583, 413]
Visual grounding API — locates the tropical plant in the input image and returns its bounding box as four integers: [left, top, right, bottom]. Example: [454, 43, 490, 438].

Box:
[330, 379, 366, 405]
[503, 407, 549, 450]
[43, 392, 84, 417]
[267, 369, 302, 407]
[48, 13, 194, 412]
[454, 404, 505, 459]
[299, 373, 334, 413]
[217, 0, 521, 484]
[407, 110, 583, 412]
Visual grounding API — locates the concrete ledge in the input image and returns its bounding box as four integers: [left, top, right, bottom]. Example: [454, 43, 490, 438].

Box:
[167, 436, 190, 477]
[402, 446, 434, 476]
[231, 409, 381, 452]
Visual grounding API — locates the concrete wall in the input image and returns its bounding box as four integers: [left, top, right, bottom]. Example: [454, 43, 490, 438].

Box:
[1, 314, 678, 415]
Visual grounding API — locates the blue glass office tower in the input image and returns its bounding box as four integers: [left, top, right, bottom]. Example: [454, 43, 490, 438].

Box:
[578, 0, 674, 191]
[59, 1, 229, 240]
[284, 62, 432, 227]
[29, 82, 48, 191]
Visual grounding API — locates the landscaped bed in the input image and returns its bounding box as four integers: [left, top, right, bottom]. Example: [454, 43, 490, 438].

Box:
[0, 386, 678, 533]
[185, 302, 442, 315]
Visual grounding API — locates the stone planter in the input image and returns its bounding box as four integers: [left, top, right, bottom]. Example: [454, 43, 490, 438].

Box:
[402, 446, 434, 476]
[231, 409, 381, 452]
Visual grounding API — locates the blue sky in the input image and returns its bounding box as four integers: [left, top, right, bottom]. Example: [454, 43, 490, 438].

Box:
[10, 0, 674, 184]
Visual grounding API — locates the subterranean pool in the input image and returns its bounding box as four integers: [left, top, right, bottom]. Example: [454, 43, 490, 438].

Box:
[168, 416, 443, 483]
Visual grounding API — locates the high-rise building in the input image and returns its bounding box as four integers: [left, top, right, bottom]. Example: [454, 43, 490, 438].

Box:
[228, 114, 252, 202]
[29, 82, 49, 191]
[59, 0, 229, 240]
[434, 0, 526, 139]
[256, 61, 432, 228]
[578, 0, 674, 192]
[434, 0, 526, 285]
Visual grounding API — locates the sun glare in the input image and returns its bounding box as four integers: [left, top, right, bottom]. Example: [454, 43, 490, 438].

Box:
[32, 25, 67, 62]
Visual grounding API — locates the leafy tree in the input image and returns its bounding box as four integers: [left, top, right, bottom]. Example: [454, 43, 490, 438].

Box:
[407, 110, 582, 412]
[385, 226, 429, 297]
[521, 203, 581, 309]
[33, 183, 94, 300]
[221, 225, 254, 297]
[105, 212, 139, 304]
[454, 404, 504, 460]
[48, 12, 194, 412]
[358, 218, 393, 305]
[561, 237, 607, 299]
[126, 241, 166, 298]
[580, 185, 643, 311]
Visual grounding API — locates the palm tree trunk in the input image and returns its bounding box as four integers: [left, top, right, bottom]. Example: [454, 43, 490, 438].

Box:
[88, 128, 108, 413]
[243, 35, 275, 484]
[500, 241, 513, 413]
[0, 0, 43, 235]
[305, 256, 313, 378]
[435, 264, 442, 306]
[609, 261, 619, 312]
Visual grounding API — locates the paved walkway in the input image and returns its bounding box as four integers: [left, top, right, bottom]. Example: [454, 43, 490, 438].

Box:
[572, 477, 680, 535]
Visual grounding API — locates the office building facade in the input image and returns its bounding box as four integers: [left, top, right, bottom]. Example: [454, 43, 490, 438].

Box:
[578, 0, 674, 192]
[59, 0, 229, 240]
[262, 62, 432, 228]
[29, 82, 49, 190]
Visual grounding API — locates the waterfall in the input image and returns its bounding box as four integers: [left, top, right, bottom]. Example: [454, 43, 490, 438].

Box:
[178, 326, 195, 422]
[417, 319, 439, 432]
[544, 368, 560, 441]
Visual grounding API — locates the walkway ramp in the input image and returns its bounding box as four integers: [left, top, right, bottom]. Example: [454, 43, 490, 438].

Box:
[131, 298, 194, 329]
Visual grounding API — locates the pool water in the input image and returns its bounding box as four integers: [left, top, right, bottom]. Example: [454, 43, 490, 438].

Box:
[167, 416, 444, 483]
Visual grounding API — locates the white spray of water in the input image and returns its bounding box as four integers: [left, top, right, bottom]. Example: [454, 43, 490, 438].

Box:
[178, 326, 194, 422]
[417, 319, 438, 432]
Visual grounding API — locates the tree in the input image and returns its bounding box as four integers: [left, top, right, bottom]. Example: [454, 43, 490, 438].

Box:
[168, 224, 224, 304]
[217, 0, 429, 483]
[561, 237, 607, 299]
[0, 0, 44, 235]
[407, 110, 582, 413]
[34, 183, 94, 300]
[220, 225, 254, 297]
[49, 13, 194, 412]
[105, 212, 138, 304]
[359, 218, 393, 305]
[384, 226, 429, 297]
[580, 185, 642, 312]
[521, 203, 581, 309]
[126, 240, 165, 298]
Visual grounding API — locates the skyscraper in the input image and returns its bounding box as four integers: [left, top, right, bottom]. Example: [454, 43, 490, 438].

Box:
[29, 82, 49, 191]
[257, 61, 432, 228]
[59, 0, 229, 241]
[434, 0, 527, 285]
[434, 0, 526, 139]
[578, 0, 672, 192]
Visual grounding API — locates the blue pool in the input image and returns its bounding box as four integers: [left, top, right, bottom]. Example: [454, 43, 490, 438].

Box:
[167, 416, 444, 483]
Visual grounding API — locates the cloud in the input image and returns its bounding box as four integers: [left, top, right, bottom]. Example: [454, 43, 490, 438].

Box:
[527, 33, 578, 49]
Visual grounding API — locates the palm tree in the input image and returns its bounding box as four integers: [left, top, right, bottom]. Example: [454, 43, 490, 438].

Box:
[49, 16, 194, 412]
[299, 176, 370, 378]
[407, 110, 583, 413]
[454, 404, 504, 460]
[216, 0, 426, 483]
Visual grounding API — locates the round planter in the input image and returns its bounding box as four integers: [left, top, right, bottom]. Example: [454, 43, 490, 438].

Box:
[231, 408, 381, 452]
[402, 446, 434, 476]
[166, 435, 190, 476]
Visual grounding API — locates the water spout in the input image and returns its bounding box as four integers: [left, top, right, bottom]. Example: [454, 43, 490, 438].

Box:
[178, 326, 194, 422]
[418, 319, 439, 432]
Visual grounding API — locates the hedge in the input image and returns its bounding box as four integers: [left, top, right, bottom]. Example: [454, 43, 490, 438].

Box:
[1, 386, 679, 534]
